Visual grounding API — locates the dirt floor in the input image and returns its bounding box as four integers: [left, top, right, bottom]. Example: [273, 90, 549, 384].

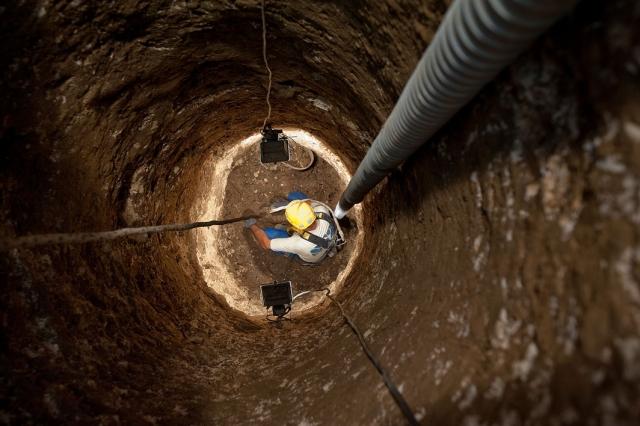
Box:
[216, 139, 357, 302]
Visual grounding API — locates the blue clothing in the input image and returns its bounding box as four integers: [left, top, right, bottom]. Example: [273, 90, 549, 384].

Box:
[264, 227, 293, 257]
[263, 191, 310, 258]
[287, 191, 309, 201]
[264, 227, 290, 239]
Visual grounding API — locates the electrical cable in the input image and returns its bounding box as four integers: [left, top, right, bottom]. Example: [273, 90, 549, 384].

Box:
[260, 0, 272, 130]
[281, 145, 315, 171]
[259, 142, 315, 172]
[291, 290, 312, 302]
[258, 2, 315, 172]
[0, 214, 261, 250]
[292, 288, 419, 425]
[266, 306, 291, 322]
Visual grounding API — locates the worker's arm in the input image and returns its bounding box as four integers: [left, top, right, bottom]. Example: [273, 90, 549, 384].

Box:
[249, 224, 271, 250]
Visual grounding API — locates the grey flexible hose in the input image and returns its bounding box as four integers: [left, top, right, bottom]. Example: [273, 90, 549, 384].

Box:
[335, 0, 577, 217]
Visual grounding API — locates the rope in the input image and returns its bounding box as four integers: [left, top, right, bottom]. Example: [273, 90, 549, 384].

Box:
[0, 215, 260, 250]
[294, 289, 419, 425]
[261, 0, 272, 129]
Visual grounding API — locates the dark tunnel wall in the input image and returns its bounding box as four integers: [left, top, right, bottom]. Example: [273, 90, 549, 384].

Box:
[1, 0, 640, 424]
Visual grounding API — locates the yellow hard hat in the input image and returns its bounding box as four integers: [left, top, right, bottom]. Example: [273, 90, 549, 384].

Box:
[285, 200, 316, 230]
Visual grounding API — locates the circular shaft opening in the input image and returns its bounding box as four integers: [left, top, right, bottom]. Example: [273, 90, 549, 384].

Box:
[193, 129, 364, 316]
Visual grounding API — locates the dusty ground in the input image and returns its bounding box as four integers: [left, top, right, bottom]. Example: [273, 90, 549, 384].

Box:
[216, 139, 357, 303]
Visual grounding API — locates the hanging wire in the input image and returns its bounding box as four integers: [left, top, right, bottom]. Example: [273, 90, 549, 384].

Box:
[290, 288, 419, 425]
[261, 0, 272, 129]
[259, 1, 316, 171]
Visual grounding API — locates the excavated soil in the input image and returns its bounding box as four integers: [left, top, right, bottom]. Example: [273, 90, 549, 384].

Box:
[1, 0, 640, 425]
[215, 139, 357, 308]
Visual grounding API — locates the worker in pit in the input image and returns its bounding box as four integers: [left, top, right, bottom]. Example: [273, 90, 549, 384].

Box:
[244, 191, 345, 265]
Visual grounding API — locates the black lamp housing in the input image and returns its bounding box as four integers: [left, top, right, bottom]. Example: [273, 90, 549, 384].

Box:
[260, 124, 290, 164]
[260, 280, 293, 317]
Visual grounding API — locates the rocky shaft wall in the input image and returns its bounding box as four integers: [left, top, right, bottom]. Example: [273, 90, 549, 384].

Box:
[1, 0, 639, 424]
